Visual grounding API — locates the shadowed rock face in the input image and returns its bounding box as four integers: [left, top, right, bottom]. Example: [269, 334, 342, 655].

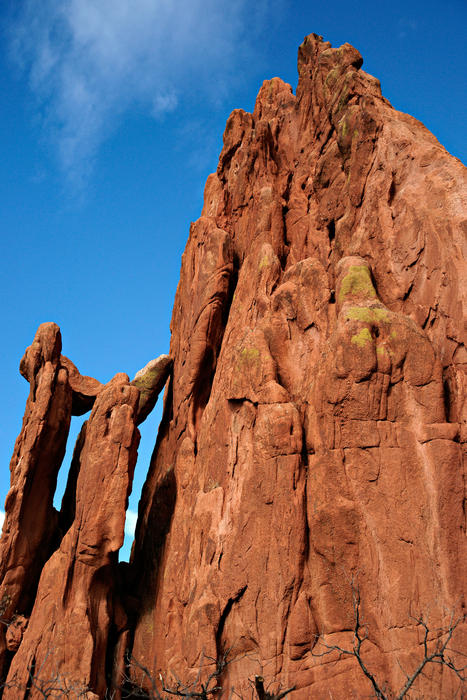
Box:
[0, 33, 465, 700]
[129, 34, 466, 698]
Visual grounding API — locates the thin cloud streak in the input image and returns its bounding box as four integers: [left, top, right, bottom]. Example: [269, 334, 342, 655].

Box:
[9, 0, 272, 184]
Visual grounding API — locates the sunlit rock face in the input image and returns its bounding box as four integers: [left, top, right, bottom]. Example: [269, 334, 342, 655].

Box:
[129, 34, 466, 698]
[0, 323, 73, 678]
[0, 34, 465, 699]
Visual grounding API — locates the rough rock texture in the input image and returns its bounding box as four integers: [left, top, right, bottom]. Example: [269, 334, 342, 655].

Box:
[129, 34, 466, 698]
[0, 321, 170, 695]
[0, 323, 73, 676]
[131, 355, 173, 425]
[1, 34, 466, 700]
[5, 373, 140, 698]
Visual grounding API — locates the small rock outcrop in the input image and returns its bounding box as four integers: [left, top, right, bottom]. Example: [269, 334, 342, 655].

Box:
[5, 373, 140, 698]
[0, 325, 171, 696]
[131, 354, 173, 425]
[0, 33, 465, 700]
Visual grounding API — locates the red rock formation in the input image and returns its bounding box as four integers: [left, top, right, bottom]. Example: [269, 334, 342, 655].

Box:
[60, 355, 103, 416]
[1, 34, 465, 700]
[4, 373, 140, 699]
[0, 323, 73, 675]
[0, 320, 172, 696]
[129, 34, 466, 698]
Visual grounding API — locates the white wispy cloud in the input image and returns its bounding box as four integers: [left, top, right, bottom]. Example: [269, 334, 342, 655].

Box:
[124, 508, 138, 538]
[8, 0, 274, 183]
[0, 511, 4, 530]
[152, 91, 178, 120]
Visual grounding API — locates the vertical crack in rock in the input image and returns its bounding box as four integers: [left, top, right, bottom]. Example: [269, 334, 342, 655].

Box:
[215, 585, 248, 659]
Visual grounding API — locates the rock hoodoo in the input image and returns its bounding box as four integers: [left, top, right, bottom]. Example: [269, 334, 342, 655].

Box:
[1, 34, 465, 699]
[0, 324, 171, 697]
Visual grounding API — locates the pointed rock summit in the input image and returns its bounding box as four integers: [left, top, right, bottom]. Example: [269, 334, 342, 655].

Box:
[1, 34, 465, 699]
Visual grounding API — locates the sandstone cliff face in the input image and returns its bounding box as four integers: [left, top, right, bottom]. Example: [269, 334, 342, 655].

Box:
[129, 34, 466, 697]
[1, 34, 465, 699]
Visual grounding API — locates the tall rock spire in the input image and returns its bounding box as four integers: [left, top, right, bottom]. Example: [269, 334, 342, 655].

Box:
[129, 34, 466, 698]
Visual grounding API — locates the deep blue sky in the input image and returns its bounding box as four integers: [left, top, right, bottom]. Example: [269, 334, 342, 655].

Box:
[1, 0, 466, 560]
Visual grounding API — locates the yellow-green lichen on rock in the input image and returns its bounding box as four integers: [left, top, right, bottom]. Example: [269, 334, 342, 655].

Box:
[239, 347, 260, 364]
[345, 306, 389, 324]
[335, 82, 350, 116]
[351, 327, 372, 347]
[259, 253, 272, 271]
[131, 354, 172, 425]
[339, 265, 376, 303]
[339, 115, 348, 139]
[325, 66, 340, 90]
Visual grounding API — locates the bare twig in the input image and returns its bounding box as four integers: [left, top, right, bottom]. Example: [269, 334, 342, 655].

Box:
[122, 648, 231, 699]
[396, 612, 466, 698]
[312, 579, 466, 699]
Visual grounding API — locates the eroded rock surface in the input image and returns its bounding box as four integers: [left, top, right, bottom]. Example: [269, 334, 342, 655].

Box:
[4, 373, 140, 698]
[129, 34, 466, 698]
[1, 33, 465, 700]
[0, 323, 73, 675]
[60, 355, 103, 415]
[0, 326, 172, 697]
[131, 355, 173, 425]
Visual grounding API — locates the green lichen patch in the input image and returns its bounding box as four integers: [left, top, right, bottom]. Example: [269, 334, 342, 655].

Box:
[351, 327, 372, 347]
[325, 67, 340, 89]
[239, 347, 260, 363]
[259, 254, 272, 271]
[335, 84, 349, 115]
[339, 265, 376, 303]
[205, 477, 221, 492]
[132, 356, 172, 394]
[133, 367, 164, 391]
[377, 344, 395, 360]
[345, 306, 389, 324]
[373, 308, 390, 322]
[339, 116, 348, 139]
